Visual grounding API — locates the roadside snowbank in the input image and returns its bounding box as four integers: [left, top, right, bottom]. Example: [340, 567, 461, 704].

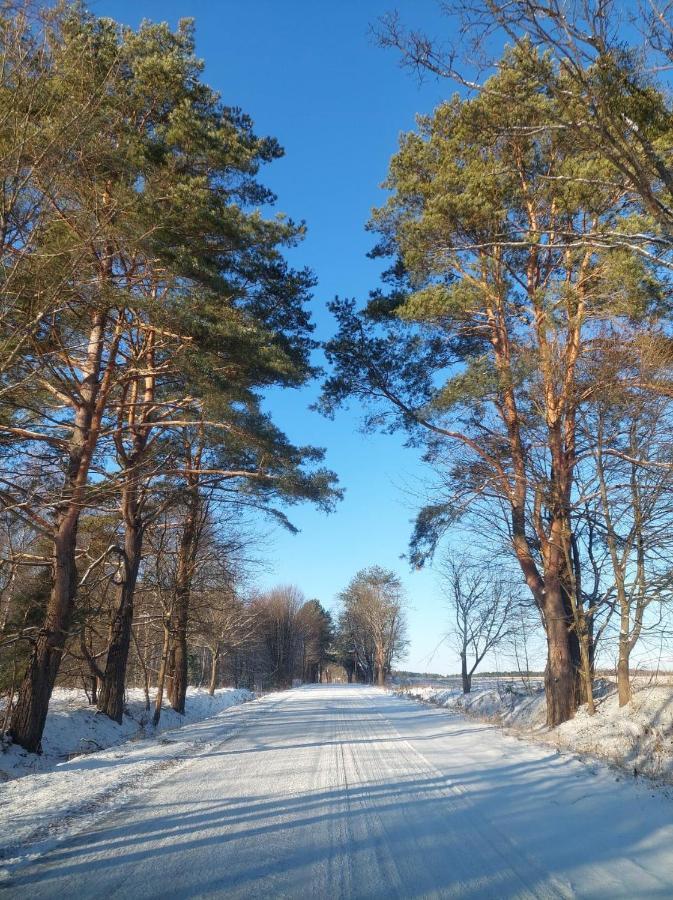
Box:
[0, 686, 253, 781]
[396, 678, 673, 783]
[0, 687, 256, 873]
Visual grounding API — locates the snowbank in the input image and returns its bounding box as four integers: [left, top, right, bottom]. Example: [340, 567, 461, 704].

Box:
[395, 677, 673, 783]
[0, 686, 253, 781]
[0, 687, 255, 873]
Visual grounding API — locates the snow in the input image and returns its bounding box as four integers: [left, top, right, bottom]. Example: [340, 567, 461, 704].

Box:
[0, 687, 253, 875]
[395, 677, 673, 783]
[2, 685, 673, 898]
[0, 686, 254, 781]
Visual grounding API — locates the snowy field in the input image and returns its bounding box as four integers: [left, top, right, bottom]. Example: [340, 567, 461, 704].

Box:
[395, 677, 673, 783]
[2, 685, 673, 898]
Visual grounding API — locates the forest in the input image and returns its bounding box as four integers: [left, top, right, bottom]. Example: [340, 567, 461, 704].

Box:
[3, 0, 673, 764]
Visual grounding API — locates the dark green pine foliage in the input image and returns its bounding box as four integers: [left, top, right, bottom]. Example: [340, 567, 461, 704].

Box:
[2, 5, 337, 749]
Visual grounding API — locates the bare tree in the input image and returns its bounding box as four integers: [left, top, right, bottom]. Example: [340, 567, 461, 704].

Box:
[581, 379, 673, 704]
[250, 585, 306, 689]
[338, 567, 408, 686]
[439, 554, 517, 693]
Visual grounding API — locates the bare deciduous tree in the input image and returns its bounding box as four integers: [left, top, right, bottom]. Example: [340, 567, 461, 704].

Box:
[338, 567, 408, 686]
[439, 554, 517, 693]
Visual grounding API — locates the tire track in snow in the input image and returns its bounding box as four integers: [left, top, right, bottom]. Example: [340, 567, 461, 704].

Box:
[367, 695, 573, 899]
[4, 686, 673, 898]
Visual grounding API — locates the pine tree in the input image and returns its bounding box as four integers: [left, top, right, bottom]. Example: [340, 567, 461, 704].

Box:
[322, 46, 665, 725]
[1, 6, 337, 749]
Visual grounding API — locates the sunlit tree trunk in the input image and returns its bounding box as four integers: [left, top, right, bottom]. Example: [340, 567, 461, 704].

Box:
[10, 310, 119, 751]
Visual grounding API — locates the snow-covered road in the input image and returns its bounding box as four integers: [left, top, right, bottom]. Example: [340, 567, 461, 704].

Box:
[4, 685, 673, 898]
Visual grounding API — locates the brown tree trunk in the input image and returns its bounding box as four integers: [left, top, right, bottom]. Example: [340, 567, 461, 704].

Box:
[375, 647, 385, 686]
[9, 309, 115, 752]
[99, 331, 154, 723]
[543, 574, 576, 727]
[618, 634, 631, 706]
[97, 494, 143, 723]
[570, 579, 595, 716]
[566, 599, 596, 716]
[153, 620, 171, 728]
[513, 520, 578, 727]
[208, 648, 219, 695]
[9, 513, 79, 751]
[169, 601, 189, 713]
[461, 653, 471, 693]
[169, 487, 200, 715]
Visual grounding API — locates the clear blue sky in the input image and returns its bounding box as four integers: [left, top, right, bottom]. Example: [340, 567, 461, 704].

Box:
[93, 0, 503, 674]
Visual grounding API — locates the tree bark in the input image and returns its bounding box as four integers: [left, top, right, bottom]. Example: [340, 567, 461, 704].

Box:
[8, 519, 78, 751]
[97, 492, 143, 723]
[169, 604, 189, 713]
[9, 309, 115, 752]
[169, 487, 200, 715]
[208, 647, 219, 695]
[512, 514, 578, 727]
[543, 574, 577, 727]
[618, 633, 631, 706]
[98, 328, 155, 723]
[153, 620, 171, 728]
[576, 622, 595, 715]
[461, 652, 471, 693]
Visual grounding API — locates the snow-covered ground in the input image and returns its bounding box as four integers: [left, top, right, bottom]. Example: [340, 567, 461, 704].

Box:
[2, 685, 673, 898]
[0, 686, 253, 781]
[395, 677, 673, 783]
[0, 687, 253, 873]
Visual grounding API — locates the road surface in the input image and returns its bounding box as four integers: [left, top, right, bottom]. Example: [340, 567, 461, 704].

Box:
[4, 685, 673, 898]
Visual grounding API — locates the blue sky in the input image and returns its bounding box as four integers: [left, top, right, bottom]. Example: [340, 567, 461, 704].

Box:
[93, 0, 511, 673]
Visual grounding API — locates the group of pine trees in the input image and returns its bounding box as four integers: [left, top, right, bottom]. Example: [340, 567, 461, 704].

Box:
[0, 2, 341, 751]
[0, 3, 412, 753]
[6, 0, 673, 751]
[322, 1, 673, 725]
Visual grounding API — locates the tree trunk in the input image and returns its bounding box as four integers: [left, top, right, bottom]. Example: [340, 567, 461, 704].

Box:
[461, 653, 471, 693]
[9, 309, 113, 752]
[97, 496, 143, 723]
[169, 488, 200, 715]
[153, 621, 171, 728]
[9, 516, 79, 752]
[543, 575, 577, 727]
[511, 512, 577, 727]
[170, 609, 189, 713]
[99, 336, 155, 723]
[208, 648, 219, 696]
[618, 636, 631, 706]
[132, 626, 151, 711]
[577, 627, 595, 715]
[566, 535, 594, 711]
[571, 585, 595, 715]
